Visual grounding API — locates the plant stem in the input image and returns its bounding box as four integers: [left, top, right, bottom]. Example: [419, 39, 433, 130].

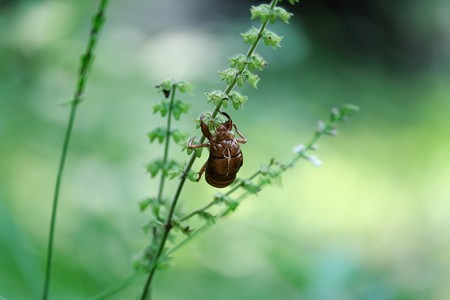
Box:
[139, 1, 278, 298]
[211, 0, 278, 118]
[180, 170, 262, 222]
[42, 1, 108, 299]
[88, 271, 144, 300]
[141, 85, 177, 300]
[42, 102, 77, 300]
[157, 86, 177, 204]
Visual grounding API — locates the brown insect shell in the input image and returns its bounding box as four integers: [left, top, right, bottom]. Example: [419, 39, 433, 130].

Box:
[209, 126, 240, 158]
[204, 124, 243, 188]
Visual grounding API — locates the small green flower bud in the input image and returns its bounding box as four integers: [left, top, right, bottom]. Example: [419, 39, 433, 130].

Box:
[241, 27, 259, 45]
[250, 4, 272, 23]
[228, 91, 248, 110]
[219, 68, 238, 84]
[250, 53, 268, 71]
[274, 7, 293, 24]
[262, 30, 283, 48]
[243, 70, 260, 88]
[175, 81, 194, 94]
[206, 90, 228, 106]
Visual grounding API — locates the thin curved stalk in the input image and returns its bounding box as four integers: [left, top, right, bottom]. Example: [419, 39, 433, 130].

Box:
[42, 1, 108, 299]
[179, 170, 262, 222]
[87, 271, 143, 300]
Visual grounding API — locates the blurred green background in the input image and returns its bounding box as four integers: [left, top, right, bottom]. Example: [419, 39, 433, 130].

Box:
[1, 0, 450, 299]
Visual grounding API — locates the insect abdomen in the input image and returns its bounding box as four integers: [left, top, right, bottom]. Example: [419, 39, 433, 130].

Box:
[205, 153, 243, 188]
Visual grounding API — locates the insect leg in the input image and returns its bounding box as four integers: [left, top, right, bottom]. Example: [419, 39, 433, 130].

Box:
[196, 161, 207, 182]
[219, 111, 233, 131]
[233, 124, 247, 144]
[188, 137, 210, 149]
[199, 114, 212, 139]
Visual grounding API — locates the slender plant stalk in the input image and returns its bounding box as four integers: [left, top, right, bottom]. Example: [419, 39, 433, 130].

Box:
[87, 271, 144, 300]
[144, 85, 177, 300]
[42, 1, 108, 299]
[139, 1, 278, 298]
[179, 170, 262, 222]
[157, 86, 177, 204]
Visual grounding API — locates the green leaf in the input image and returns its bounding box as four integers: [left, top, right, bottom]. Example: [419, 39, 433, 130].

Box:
[194, 148, 203, 158]
[329, 107, 341, 123]
[339, 104, 360, 121]
[241, 27, 259, 45]
[262, 30, 283, 48]
[139, 197, 166, 220]
[250, 53, 267, 71]
[153, 100, 170, 117]
[156, 252, 174, 270]
[219, 68, 238, 84]
[242, 70, 260, 89]
[187, 169, 199, 182]
[146, 159, 164, 177]
[176, 81, 194, 93]
[229, 54, 247, 70]
[173, 100, 191, 120]
[164, 160, 183, 178]
[139, 197, 156, 212]
[274, 7, 293, 23]
[213, 192, 233, 205]
[259, 164, 280, 179]
[213, 192, 226, 204]
[171, 129, 188, 144]
[158, 79, 173, 92]
[269, 13, 277, 24]
[225, 200, 239, 211]
[259, 172, 275, 185]
[221, 99, 229, 108]
[242, 180, 260, 194]
[199, 211, 216, 224]
[250, 4, 294, 24]
[147, 127, 166, 144]
[228, 91, 248, 110]
[250, 4, 272, 23]
[173, 221, 194, 236]
[206, 90, 228, 106]
[236, 75, 245, 87]
[156, 79, 174, 98]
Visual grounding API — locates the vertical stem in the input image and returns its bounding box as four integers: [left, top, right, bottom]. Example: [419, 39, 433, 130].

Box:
[156, 86, 177, 204]
[143, 85, 177, 300]
[42, 105, 77, 300]
[42, 1, 108, 299]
